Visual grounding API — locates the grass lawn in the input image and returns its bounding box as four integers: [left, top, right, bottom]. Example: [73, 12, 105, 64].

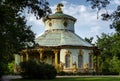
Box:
[12, 77, 120, 81]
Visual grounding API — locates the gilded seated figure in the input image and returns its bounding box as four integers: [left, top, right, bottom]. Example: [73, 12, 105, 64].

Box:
[59, 62, 63, 71]
[84, 63, 89, 72]
[73, 62, 77, 72]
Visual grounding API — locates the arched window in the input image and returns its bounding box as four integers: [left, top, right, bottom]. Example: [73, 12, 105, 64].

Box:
[89, 51, 93, 68]
[78, 50, 83, 68]
[65, 54, 70, 68]
[78, 54, 83, 68]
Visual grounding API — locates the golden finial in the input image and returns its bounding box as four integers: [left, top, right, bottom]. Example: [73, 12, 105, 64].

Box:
[56, 3, 64, 13]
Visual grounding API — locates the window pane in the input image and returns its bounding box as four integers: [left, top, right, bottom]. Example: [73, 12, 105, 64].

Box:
[65, 54, 70, 68]
[78, 55, 83, 68]
[89, 55, 92, 68]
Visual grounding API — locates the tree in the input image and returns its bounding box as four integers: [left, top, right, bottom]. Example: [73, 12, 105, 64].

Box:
[87, 0, 120, 33]
[109, 56, 120, 74]
[0, 0, 51, 77]
[87, 0, 120, 74]
[96, 33, 120, 73]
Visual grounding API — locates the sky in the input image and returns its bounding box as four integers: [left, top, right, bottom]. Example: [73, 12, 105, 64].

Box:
[26, 0, 120, 43]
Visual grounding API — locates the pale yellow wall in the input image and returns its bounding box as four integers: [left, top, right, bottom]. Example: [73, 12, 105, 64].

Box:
[83, 49, 89, 64]
[83, 49, 92, 67]
[60, 49, 93, 69]
[60, 49, 79, 68]
[69, 49, 79, 67]
[60, 49, 66, 64]
[14, 54, 21, 65]
[45, 19, 75, 32]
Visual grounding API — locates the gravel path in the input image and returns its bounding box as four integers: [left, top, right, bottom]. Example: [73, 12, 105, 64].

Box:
[1, 75, 120, 81]
[1, 75, 22, 81]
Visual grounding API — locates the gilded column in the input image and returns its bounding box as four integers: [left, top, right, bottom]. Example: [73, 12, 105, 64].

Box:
[20, 55, 23, 62]
[38, 49, 43, 62]
[26, 52, 29, 61]
[53, 50, 59, 71]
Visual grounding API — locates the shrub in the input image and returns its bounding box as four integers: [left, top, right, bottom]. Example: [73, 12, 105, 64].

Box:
[7, 61, 14, 74]
[57, 71, 66, 76]
[20, 60, 57, 79]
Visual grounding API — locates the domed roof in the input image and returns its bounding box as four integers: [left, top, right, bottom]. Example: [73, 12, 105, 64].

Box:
[46, 3, 76, 21]
[48, 12, 76, 21]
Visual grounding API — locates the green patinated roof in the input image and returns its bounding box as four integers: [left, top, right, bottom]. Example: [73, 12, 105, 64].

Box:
[35, 30, 92, 47]
[48, 12, 76, 21]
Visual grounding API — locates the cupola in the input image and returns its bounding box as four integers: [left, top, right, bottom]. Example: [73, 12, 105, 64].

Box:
[44, 3, 76, 33]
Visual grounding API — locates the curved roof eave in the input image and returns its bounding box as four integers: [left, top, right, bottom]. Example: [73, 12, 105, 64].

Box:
[35, 30, 93, 48]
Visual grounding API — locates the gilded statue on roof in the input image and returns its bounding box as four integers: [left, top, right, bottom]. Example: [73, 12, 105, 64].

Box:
[56, 3, 64, 13]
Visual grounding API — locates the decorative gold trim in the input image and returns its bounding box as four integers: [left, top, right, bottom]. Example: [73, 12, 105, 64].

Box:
[78, 49, 83, 55]
[59, 61, 63, 72]
[47, 19, 52, 27]
[73, 62, 77, 72]
[84, 63, 89, 72]
[49, 22, 52, 27]
[65, 50, 71, 54]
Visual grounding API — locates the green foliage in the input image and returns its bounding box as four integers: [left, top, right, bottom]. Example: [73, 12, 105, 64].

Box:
[100, 58, 110, 73]
[87, 1, 120, 74]
[0, 62, 8, 77]
[0, 0, 51, 77]
[110, 6, 120, 33]
[20, 60, 57, 79]
[109, 56, 120, 74]
[87, 0, 110, 10]
[96, 33, 120, 74]
[7, 62, 14, 74]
